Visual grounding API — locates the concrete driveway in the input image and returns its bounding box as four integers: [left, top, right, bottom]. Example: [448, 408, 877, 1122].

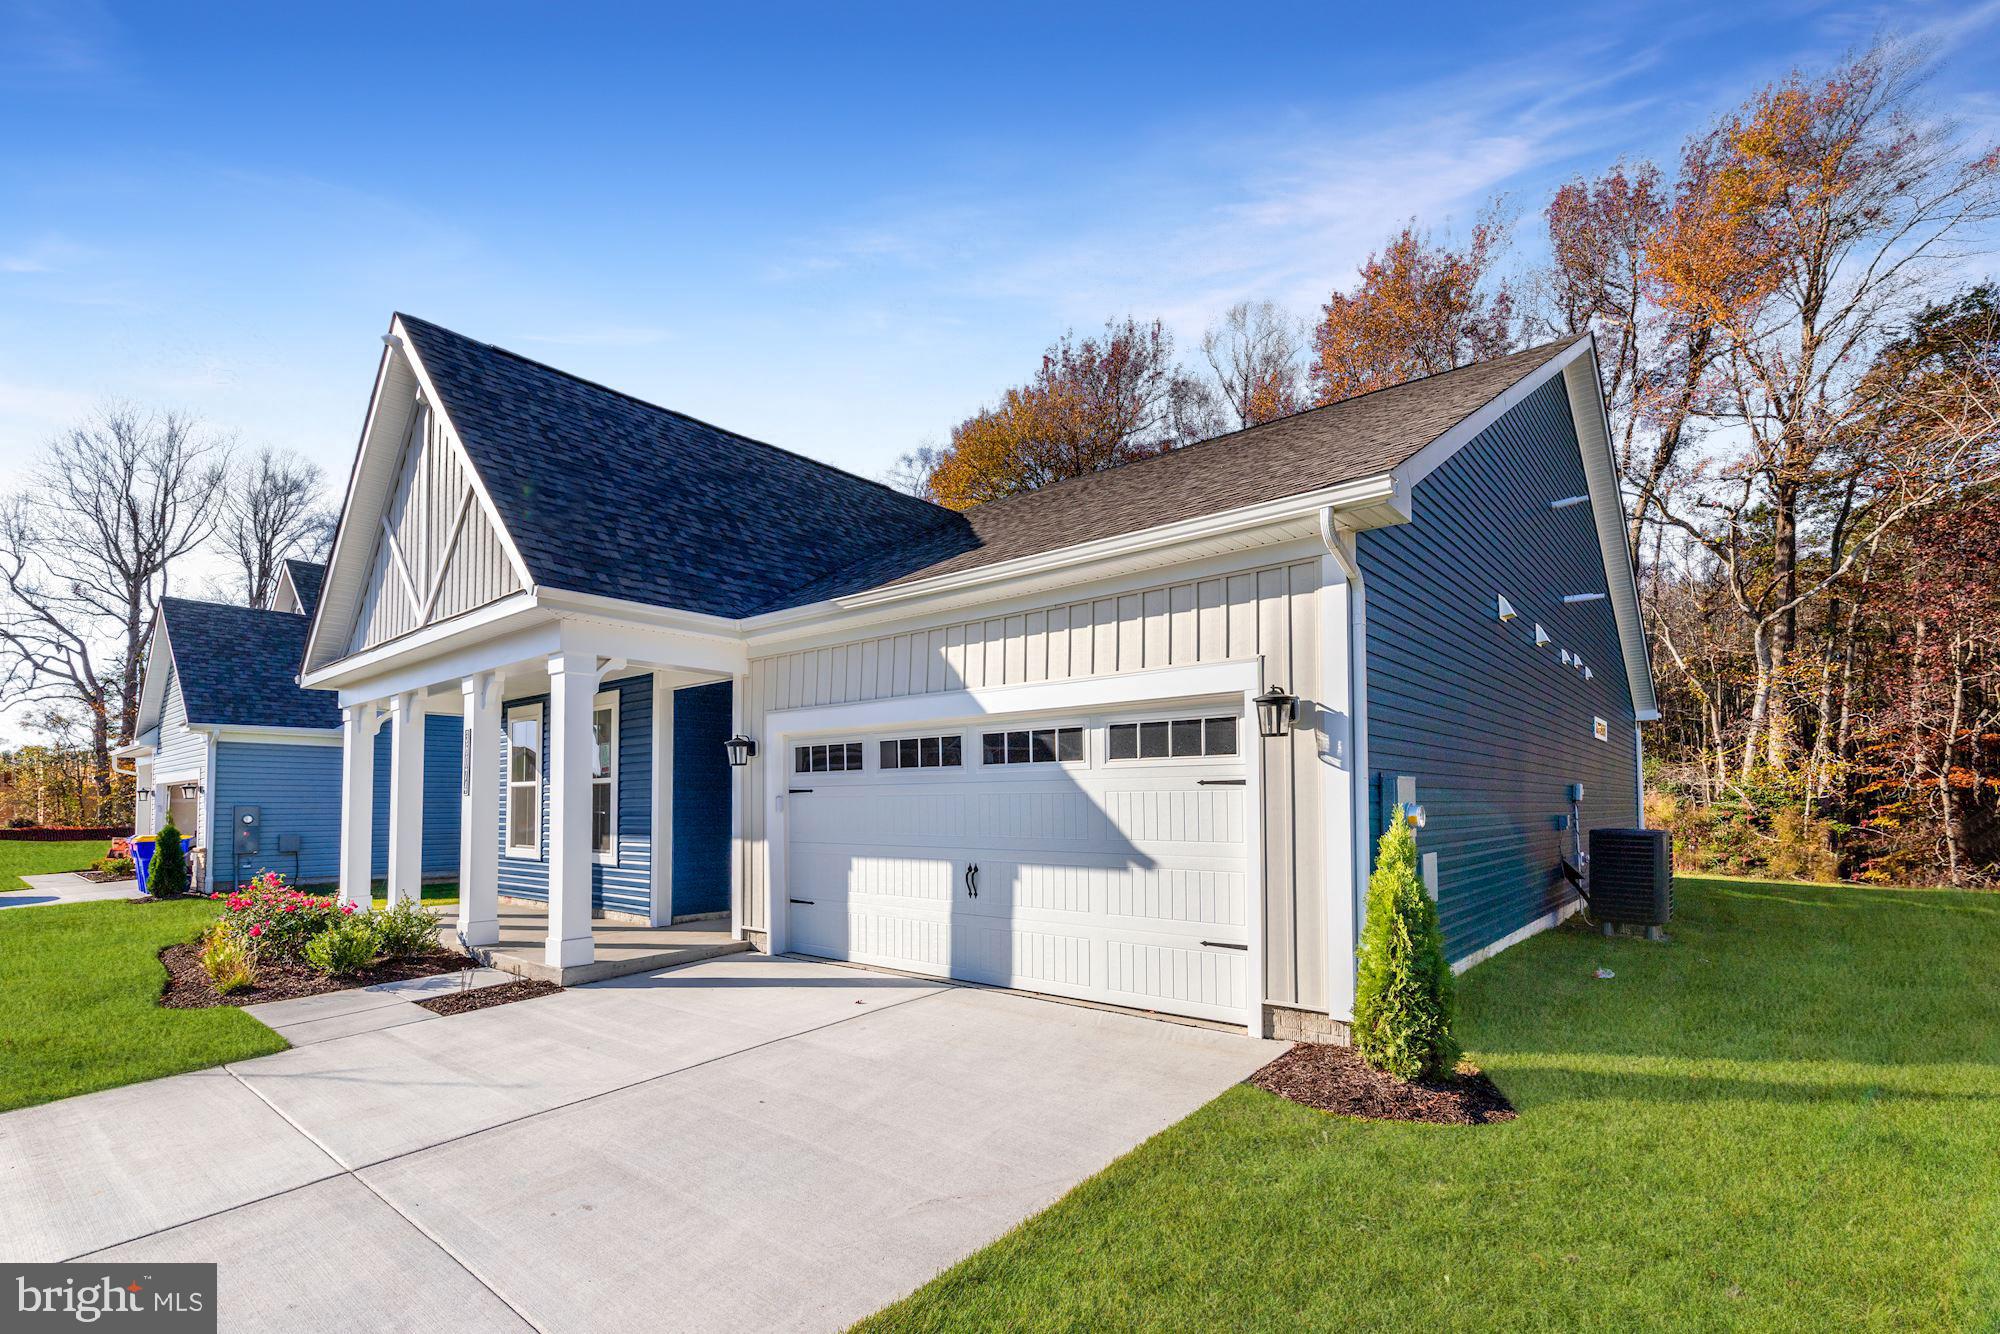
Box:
[0, 953, 1283, 1332]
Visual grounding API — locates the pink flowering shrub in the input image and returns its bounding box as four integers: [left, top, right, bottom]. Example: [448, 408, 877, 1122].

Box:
[211, 871, 346, 962]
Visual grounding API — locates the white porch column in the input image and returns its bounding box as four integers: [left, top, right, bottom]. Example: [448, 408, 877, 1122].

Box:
[338, 702, 379, 912]
[386, 689, 427, 909]
[457, 672, 501, 946]
[544, 654, 598, 968]
[648, 673, 673, 926]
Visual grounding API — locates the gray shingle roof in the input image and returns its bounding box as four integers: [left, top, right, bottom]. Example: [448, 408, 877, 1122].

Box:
[772, 340, 1581, 607]
[162, 598, 339, 730]
[281, 559, 325, 618]
[399, 316, 1577, 618]
[398, 316, 958, 620]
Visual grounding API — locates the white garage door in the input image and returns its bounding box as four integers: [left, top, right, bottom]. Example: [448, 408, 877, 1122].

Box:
[784, 707, 1253, 1025]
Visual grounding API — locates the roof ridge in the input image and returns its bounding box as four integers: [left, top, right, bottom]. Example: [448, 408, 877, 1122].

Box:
[394, 313, 952, 521]
[947, 336, 1582, 520]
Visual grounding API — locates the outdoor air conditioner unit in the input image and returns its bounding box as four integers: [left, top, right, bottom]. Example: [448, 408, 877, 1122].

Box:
[1588, 828, 1671, 928]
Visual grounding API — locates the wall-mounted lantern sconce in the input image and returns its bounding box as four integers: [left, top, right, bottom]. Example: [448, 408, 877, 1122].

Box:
[1253, 686, 1298, 739]
[723, 734, 758, 768]
[1496, 594, 1517, 623]
[177, 782, 202, 801]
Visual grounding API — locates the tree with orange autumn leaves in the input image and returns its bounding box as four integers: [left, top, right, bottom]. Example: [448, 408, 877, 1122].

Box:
[901, 43, 1998, 883]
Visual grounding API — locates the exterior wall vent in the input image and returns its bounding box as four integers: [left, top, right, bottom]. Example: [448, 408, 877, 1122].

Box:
[1534, 624, 1551, 647]
[1496, 595, 1517, 622]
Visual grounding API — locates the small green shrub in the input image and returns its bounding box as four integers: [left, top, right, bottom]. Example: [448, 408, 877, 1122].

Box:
[93, 855, 136, 878]
[303, 921, 377, 977]
[149, 820, 190, 898]
[199, 921, 257, 994]
[1352, 809, 1459, 1082]
[367, 898, 441, 958]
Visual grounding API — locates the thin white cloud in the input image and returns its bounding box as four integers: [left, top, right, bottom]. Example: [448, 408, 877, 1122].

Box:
[520, 326, 676, 349]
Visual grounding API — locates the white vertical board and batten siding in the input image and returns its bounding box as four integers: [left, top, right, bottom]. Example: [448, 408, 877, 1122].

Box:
[350, 405, 522, 655]
[739, 555, 1329, 1011]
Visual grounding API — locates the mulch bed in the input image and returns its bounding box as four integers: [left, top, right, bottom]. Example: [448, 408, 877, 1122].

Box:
[157, 941, 478, 1010]
[79, 870, 136, 884]
[1249, 1043, 1517, 1125]
[417, 979, 562, 1016]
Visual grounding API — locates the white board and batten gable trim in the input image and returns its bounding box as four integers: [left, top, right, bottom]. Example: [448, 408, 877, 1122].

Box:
[304, 316, 535, 678]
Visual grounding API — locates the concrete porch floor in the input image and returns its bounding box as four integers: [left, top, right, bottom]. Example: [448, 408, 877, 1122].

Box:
[445, 901, 749, 985]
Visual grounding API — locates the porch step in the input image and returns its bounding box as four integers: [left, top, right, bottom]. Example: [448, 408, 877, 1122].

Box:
[464, 935, 754, 987]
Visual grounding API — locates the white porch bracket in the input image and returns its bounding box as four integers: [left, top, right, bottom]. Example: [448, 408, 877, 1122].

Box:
[458, 671, 502, 947]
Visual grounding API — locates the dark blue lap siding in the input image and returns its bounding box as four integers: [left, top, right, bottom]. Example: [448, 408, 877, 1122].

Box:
[671, 680, 733, 917]
[1359, 375, 1641, 962]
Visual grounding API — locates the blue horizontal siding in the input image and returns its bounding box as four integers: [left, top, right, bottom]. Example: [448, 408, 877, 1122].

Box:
[672, 680, 732, 917]
[370, 713, 464, 879]
[1358, 375, 1641, 962]
[206, 741, 341, 890]
[494, 674, 654, 916]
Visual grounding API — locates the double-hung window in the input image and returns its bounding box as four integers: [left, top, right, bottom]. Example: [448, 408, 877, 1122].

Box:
[506, 704, 542, 857]
[592, 692, 618, 863]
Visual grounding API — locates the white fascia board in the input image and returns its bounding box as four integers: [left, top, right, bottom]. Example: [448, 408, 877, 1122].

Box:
[112, 741, 156, 759]
[302, 592, 548, 693]
[1559, 341, 1659, 719]
[535, 587, 745, 641]
[738, 476, 1402, 648]
[210, 728, 343, 748]
[133, 608, 172, 738]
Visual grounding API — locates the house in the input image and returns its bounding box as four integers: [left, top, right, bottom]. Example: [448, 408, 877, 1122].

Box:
[301, 313, 1656, 1039]
[122, 560, 462, 894]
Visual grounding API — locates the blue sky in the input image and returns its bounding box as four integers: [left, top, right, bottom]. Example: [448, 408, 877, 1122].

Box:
[2, 0, 1997, 498]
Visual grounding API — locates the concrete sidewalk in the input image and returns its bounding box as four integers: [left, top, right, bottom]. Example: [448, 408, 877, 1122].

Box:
[1, 871, 139, 910]
[0, 953, 1283, 1332]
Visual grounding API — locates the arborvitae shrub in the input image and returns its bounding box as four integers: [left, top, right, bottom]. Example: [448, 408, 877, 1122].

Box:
[1352, 808, 1459, 1081]
[150, 819, 190, 899]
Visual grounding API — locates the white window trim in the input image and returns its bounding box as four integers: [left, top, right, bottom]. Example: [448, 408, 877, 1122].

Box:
[505, 702, 542, 860]
[592, 689, 618, 866]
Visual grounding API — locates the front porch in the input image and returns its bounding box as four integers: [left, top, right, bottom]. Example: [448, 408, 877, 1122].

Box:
[454, 901, 747, 985]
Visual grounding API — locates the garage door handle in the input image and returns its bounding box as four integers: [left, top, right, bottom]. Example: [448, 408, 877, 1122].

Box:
[1197, 779, 1246, 786]
[964, 863, 979, 898]
[1200, 940, 1248, 951]
[788, 788, 814, 794]
[789, 898, 815, 906]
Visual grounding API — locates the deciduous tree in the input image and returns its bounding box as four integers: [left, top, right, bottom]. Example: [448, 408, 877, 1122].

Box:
[1310, 208, 1516, 403]
[1201, 300, 1306, 427]
[912, 319, 1220, 510]
[216, 445, 335, 606]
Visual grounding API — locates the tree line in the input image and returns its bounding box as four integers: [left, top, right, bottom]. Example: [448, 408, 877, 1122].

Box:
[0, 415, 336, 827]
[898, 44, 2000, 886]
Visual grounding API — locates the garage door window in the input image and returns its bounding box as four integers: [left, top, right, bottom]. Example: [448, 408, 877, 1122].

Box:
[981, 726, 1083, 766]
[796, 741, 864, 773]
[1107, 715, 1238, 761]
[879, 735, 963, 769]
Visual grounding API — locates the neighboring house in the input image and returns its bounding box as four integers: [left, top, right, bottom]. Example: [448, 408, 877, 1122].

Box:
[121, 560, 461, 893]
[301, 313, 1656, 1038]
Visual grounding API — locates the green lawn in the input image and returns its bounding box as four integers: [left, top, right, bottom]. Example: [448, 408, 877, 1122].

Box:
[0, 884, 463, 1112]
[0, 898, 285, 1112]
[862, 877, 2000, 1332]
[0, 838, 110, 890]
